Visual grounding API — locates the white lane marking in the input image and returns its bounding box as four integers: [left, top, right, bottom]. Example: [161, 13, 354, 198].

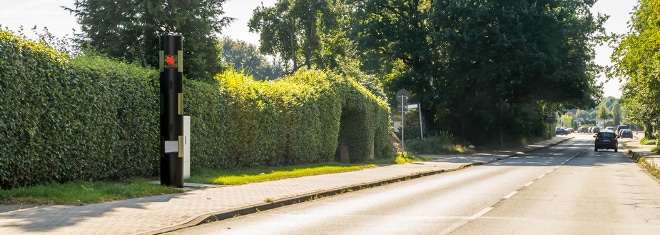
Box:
[547, 169, 554, 174]
[503, 191, 518, 199]
[442, 150, 582, 235]
[469, 207, 493, 220]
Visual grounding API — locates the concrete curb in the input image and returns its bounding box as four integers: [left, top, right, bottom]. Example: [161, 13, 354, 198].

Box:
[147, 137, 574, 235]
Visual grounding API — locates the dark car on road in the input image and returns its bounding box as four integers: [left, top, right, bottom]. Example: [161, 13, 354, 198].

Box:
[620, 129, 633, 139]
[594, 131, 618, 152]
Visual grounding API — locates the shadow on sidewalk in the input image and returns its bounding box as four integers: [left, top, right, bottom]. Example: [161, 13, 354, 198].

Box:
[0, 193, 180, 233]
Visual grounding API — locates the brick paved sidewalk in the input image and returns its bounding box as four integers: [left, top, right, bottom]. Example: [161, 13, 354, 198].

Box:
[0, 136, 572, 235]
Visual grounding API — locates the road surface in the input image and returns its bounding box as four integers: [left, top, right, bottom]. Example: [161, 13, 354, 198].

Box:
[166, 135, 660, 235]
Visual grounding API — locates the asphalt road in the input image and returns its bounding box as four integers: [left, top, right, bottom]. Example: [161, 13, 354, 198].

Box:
[166, 135, 660, 235]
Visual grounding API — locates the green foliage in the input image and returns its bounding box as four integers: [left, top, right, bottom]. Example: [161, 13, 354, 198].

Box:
[352, 0, 604, 145]
[0, 30, 161, 188]
[188, 164, 375, 185]
[405, 132, 465, 154]
[65, 0, 233, 82]
[560, 115, 574, 128]
[249, 0, 353, 72]
[612, 0, 660, 139]
[0, 179, 182, 205]
[612, 101, 622, 125]
[641, 138, 657, 145]
[219, 37, 285, 81]
[596, 105, 613, 120]
[216, 68, 393, 165]
[576, 109, 596, 122]
[0, 30, 393, 189]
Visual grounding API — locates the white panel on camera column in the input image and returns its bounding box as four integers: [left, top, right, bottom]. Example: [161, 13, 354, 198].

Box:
[183, 116, 191, 179]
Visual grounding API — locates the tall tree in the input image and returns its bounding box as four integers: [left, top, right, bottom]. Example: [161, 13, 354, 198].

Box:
[596, 105, 612, 120]
[611, 0, 658, 138]
[612, 101, 621, 125]
[353, 0, 605, 143]
[219, 37, 285, 80]
[65, 0, 234, 82]
[248, 0, 353, 73]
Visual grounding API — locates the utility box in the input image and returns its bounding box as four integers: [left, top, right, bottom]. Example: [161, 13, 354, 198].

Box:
[183, 116, 191, 179]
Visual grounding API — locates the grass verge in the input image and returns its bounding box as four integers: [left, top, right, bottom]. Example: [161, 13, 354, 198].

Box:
[0, 159, 407, 205]
[628, 150, 660, 181]
[393, 151, 433, 164]
[188, 163, 376, 185]
[0, 178, 183, 205]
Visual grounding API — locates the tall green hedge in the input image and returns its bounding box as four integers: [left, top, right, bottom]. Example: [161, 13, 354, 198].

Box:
[0, 30, 393, 189]
[0, 31, 161, 188]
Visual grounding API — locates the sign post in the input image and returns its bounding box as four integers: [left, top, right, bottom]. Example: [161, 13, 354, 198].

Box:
[396, 89, 410, 154]
[159, 34, 184, 188]
[407, 103, 423, 140]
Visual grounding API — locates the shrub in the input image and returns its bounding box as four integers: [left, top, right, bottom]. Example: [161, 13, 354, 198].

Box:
[405, 132, 458, 154]
[641, 138, 657, 145]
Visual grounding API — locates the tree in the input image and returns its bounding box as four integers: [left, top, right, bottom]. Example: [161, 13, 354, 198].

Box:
[611, 0, 659, 138]
[612, 101, 622, 125]
[352, 0, 605, 144]
[250, 0, 331, 72]
[65, 0, 234, 82]
[596, 105, 612, 120]
[249, 0, 362, 74]
[248, 0, 384, 97]
[576, 109, 591, 122]
[219, 37, 285, 80]
[621, 82, 657, 138]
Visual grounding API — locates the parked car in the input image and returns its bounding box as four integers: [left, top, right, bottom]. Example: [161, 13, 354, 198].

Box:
[620, 129, 633, 139]
[592, 127, 600, 133]
[578, 127, 589, 133]
[594, 131, 618, 152]
[616, 125, 630, 133]
[556, 127, 569, 135]
[616, 125, 631, 136]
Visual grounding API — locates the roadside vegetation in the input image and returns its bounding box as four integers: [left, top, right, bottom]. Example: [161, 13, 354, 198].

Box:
[639, 138, 659, 153]
[628, 149, 660, 181]
[0, 179, 183, 205]
[640, 137, 657, 146]
[0, 160, 404, 205]
[0, 135, 467, 205]
[188, 163, 376, 185]
[0, 149, 452, 205]
[405, 133, 475, 154]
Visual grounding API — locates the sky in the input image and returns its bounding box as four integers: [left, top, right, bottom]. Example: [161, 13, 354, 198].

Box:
[0, 0, 636, 98]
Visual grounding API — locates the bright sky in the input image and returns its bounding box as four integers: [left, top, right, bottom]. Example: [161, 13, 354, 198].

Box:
[0, 0, 635, 98]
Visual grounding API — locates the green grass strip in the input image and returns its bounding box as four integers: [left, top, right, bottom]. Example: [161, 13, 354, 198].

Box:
[0, 179, 183, 205]
[190, 164, 376, 185]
